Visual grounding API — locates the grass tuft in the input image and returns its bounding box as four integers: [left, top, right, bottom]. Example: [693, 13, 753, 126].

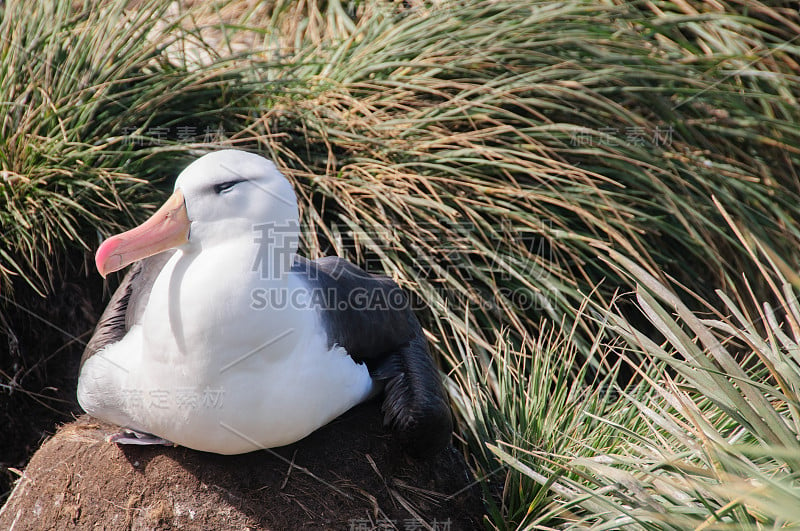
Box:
[0, 0, 268, 295]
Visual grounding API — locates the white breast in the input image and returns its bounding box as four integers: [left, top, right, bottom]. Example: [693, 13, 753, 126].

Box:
[77, 246, 375, 454]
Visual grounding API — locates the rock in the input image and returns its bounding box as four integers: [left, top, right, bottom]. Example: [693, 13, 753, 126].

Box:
[0, 402, 483, 530]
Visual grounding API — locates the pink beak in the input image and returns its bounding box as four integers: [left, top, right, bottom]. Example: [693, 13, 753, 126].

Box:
[95, 189, 190, 278]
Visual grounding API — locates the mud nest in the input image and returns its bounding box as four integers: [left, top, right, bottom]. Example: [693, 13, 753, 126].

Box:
[0, 402, 484, 530]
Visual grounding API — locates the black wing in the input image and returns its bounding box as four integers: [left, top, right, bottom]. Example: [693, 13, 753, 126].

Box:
[81, 252, 174, 370]
[292, 256, 452, 456]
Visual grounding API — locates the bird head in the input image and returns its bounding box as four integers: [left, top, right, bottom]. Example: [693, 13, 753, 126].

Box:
[95, 150, 298, 277]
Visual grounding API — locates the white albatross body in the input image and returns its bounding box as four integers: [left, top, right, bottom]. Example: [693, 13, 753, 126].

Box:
[78, 245, 374, 454]
[77, 149, 452, 456]
[77, 151, 373, 454]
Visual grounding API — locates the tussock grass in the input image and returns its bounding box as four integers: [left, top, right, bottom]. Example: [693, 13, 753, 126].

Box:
[247, 0, 800, 359]
[490, 236, 800, 528]
[0, 0, 264, 294]
[449, 318, 627, 527]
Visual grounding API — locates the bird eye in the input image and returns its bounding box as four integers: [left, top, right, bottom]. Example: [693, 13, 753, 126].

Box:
[213, 179, 245, 194]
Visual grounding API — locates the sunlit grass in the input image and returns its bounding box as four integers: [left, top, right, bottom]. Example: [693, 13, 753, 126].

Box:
[0, 0, 269, 294]
[248, 0, 800, 364]
[500, 240, 800, 528]
[450, 233, 800, 528]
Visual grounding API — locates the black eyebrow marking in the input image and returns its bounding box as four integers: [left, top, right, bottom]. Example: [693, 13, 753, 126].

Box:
[213, 179, 247, 194]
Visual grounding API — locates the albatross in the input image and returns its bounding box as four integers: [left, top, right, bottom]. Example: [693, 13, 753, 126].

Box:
[77, 150, 452, 456]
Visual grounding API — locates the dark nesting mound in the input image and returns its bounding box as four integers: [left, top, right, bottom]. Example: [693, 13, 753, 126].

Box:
[0, 255, 99, 501]
[0, 402, 483, 530]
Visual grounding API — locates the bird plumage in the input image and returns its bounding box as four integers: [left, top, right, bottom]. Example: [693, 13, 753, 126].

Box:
[78, 150, 451, 457]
